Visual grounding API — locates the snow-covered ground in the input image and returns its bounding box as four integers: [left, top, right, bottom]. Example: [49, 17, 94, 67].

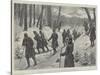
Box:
[14, 25, 96, 70]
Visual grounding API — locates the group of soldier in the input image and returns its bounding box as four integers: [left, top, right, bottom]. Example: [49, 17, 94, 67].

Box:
[22, 28, 74, 68]
[21, 23, 96, 68]
[33, 31, 49, 54]
[22, 29, 59, 68]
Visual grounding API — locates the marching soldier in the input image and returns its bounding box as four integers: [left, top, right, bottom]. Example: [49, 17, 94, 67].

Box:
[62, 29, 67, 46]
[48, 29, 58, 55]
[33, 31, 45, 53]
[66, 29, 72, 39]
[39, 31, 49, 51]
[22, 33, 37, 69]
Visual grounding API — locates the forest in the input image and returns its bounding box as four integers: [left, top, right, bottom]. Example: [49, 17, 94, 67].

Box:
[14, 3, 96, 70]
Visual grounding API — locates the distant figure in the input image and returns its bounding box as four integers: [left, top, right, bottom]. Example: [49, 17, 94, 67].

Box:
[58, 21, 62, 31]
[83, 21, 89, 33]
[66, 29, 72, 39]
[61, 37, 74, 67]
[72, 29, 77, 41]
[22, 33, 37, 68]
[62, 29, 67, 46]
[48, 29, 58, 55]
[89, 23, 96, 47]
[39, 31, 49, 51]
[33, 31, 45, 53]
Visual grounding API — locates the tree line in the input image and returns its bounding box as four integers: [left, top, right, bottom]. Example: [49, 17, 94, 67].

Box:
[14, 3, 62, 31]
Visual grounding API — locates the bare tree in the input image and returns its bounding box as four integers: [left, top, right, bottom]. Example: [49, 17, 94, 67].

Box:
[46, 5, 52, 28]
[57, 6, 61, 31]
[57, 6, 61, 26]
[14, 4, 21, 26]
[24, 4, 28, 31]
[93, 8, 96, 25]
[39, 5, 44, 30]
[84, 8, 92, 23]
[33, 4, 35, 25]
[36, 5, 44, 30]
[19, 4, 24, 27]
[29, 4, 32, 27]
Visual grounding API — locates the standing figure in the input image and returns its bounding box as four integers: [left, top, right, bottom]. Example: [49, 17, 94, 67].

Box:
[33, 31, 45, 53]
[89, 23, 96, 47]
[72, 29, 77, 41]
[83, 21, 89, 33]
[22, 33, 37, 68]
[61, 37, 74, 67]
[62, 29, 67, 46]
[66, 29, 72, 39]
[48, 29, 58, 55]
[39, 31, 49, 51]
[58, 21, 62, 31]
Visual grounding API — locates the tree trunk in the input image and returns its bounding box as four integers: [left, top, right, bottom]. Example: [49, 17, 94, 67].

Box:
[19, 4, 24, 27]
[39, 5, 44, 30]
[36, 5, 44, 29]
[46, 6, 52, 27]
[57, 6, 61, 26]
[33, 4, 35, 25]
[24, 4, 27, 31]
[29, 4, 32, 27]
[84, 8, 92, 22]
[93, 8, 96, 25]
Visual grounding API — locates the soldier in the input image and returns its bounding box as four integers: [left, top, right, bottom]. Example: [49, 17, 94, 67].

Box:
[33, 31, 45, 53]
[22, 33, 37, 69]
[48, 29, 58, 55]
[39, 31, 49, 51]
[67, 29, 72, 39]
[61, 37, 74, 67]
[83, 21, 89, 33]
[89, 23, 96, 47]
[62, 29, 67, 46]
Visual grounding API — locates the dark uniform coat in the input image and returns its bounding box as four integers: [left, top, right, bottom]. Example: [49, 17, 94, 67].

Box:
[61, 42, 74, 67]
[62, 31, 67, 43]
[48, 32, 58, 49]
[40, 32, 48, 46]
[22, 37, 35, 58]
[34, 34, 43, 49]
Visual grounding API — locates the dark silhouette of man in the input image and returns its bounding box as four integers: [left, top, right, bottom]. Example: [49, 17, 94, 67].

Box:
[89, 23, 96, 47]
[33, 31, 45, 53]
[48, 29, 58, 55]
[39, 31, 49, 51]
[62, 29, 67, 46]
[22, 33, 37, 69]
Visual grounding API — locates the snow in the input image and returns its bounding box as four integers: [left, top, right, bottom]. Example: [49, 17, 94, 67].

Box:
[14, 25, 96, 70]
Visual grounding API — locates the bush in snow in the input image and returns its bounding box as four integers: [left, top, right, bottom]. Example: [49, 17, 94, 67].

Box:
[74, 51, 81, 63]
[89, 51, 96, 65]
[72, 29, 81, 41]
[80, 52, 89, 66]
[15, 46, 25, 59]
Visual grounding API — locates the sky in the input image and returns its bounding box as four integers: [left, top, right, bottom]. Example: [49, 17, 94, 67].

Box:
[52, 6, 94, 18]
